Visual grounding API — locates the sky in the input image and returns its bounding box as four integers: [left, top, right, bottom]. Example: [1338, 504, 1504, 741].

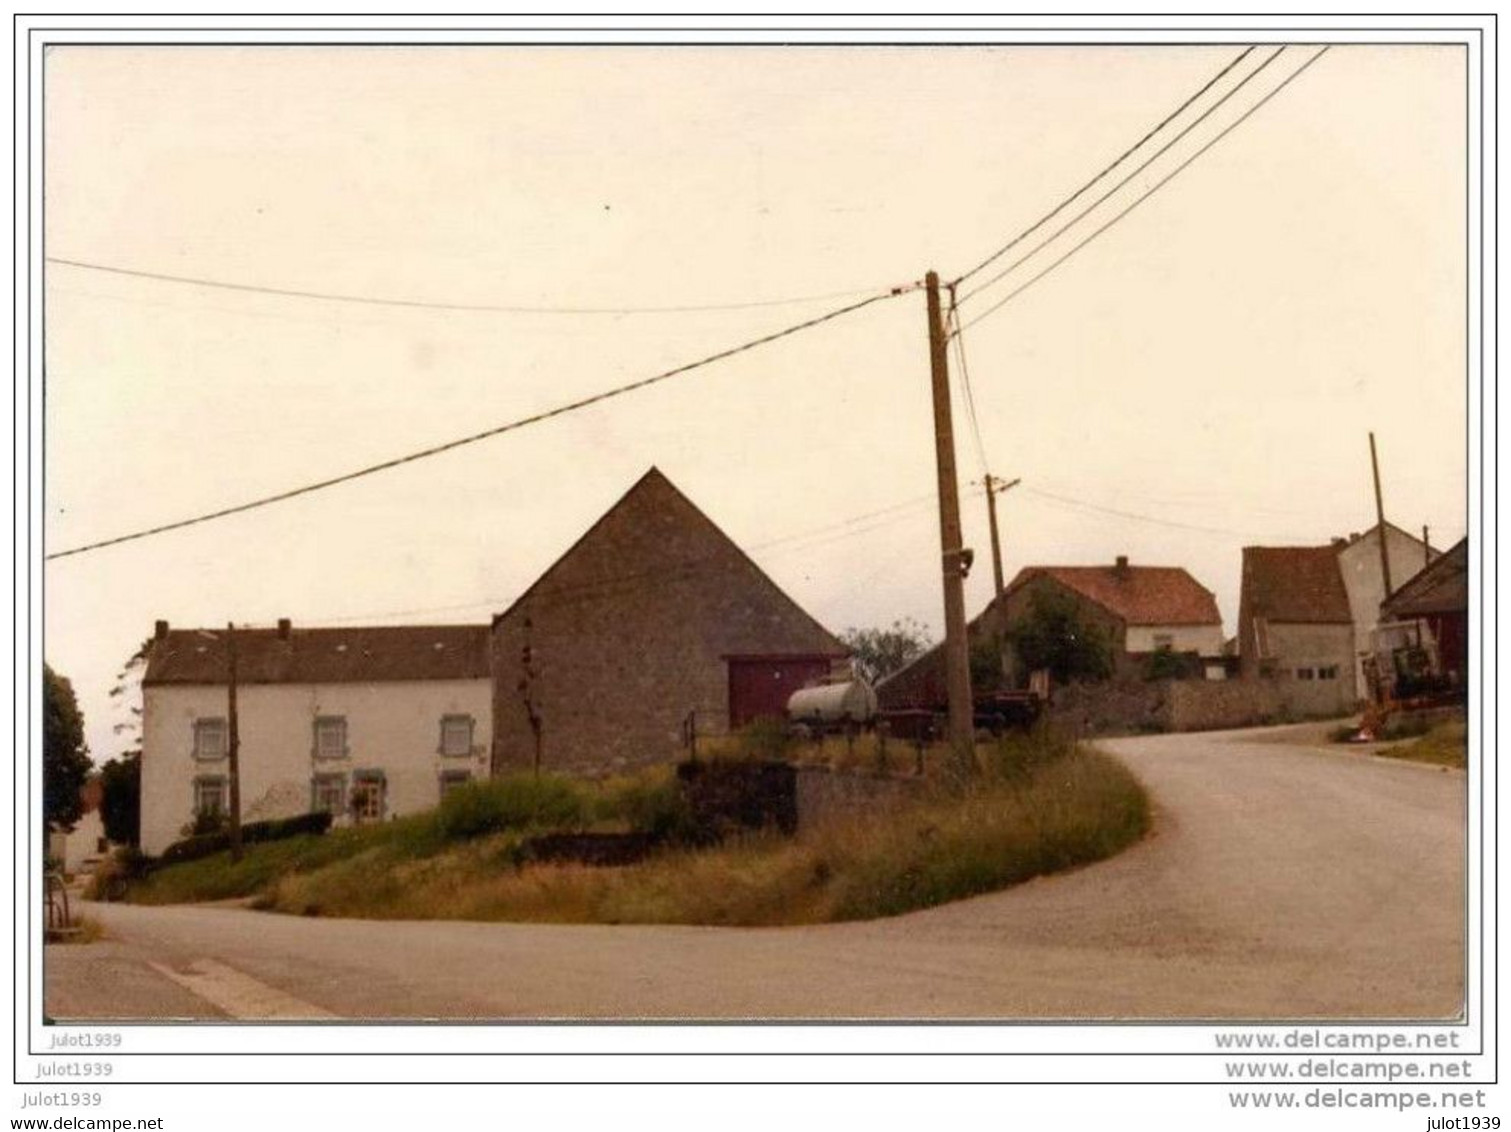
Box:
[42, 43, 1469, 763]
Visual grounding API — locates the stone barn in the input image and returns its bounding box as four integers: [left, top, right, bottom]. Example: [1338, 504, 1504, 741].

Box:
[490, 468, 848, 774]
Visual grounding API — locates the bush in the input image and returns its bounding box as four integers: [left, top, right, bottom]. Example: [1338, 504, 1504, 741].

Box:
[160, 811, 333, 866]
[436, 775, 587, 842]
[735, 718, 796, 762]
[604, 774, 698, 842]
[86, 846, 155, 901]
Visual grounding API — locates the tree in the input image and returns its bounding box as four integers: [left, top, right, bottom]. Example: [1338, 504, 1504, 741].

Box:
[1004, 591, 1114, 685]
[43, 664, 92, 831]
[99, 751, 141, 846]
[840, 618, 933, 684]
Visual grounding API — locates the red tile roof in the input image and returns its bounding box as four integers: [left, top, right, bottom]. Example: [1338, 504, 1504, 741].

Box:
[1006, 565, 1221, 626]
[1240, 546, 1352, 624]
[143, 625, 491, 686]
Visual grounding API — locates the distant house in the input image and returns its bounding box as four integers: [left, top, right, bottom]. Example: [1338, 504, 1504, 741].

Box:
[878, 556, 1224, 710]
[46, 776, 111, 876]
[1238, 522, 1436, 711]
[140, 622, 492, 856]
[490, 467, 848, 774]
[1378, 536, 1468, 694]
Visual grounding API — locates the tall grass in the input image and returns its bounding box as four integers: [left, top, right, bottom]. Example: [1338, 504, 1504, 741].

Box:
[265, 741, 1148, 925]
[121, 736, 1151, 926]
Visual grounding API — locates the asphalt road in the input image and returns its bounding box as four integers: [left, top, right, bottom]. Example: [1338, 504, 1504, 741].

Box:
[46, 727, 1466, 1021]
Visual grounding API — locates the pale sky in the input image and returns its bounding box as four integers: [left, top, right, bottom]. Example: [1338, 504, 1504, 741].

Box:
[43, 44, 1469, 762]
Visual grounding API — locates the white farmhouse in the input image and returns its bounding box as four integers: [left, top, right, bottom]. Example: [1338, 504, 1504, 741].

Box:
[140, 619, 491, 856]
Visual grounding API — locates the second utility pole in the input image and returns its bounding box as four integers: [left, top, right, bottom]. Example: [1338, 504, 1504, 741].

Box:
[983, 474, 1020, 598]
[924, 270, 975, 768]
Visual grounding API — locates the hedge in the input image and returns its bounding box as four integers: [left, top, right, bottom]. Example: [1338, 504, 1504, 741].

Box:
[159, 811, 333, 866]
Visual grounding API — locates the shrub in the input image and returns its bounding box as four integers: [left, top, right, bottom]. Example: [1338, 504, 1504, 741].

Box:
[86, 846, 155, 901]
[606, 774, 698, 842]
[160, 811, 333, 865]
[436, 775, 587, 842]
[735, 718, 796, 762]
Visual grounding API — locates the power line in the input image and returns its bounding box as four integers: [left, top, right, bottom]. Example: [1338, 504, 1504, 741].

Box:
[945, 285, 990, 478]
[45, 256, 892, 316]
[1022, 484, 1312, 541]
[297, 486, 970, 626]
[960, 46, 1330, 333]
[46, 283, 917, 561]
[957, 45, 1285, 306]
[952, 45, 1257, 287]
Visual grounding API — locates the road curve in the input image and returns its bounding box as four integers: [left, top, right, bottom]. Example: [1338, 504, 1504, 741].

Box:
[49, 728, 1465, 1020]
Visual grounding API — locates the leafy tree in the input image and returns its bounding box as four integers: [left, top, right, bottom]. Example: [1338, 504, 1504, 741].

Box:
[970, 635, 1007, 693]
[1004, 591, 1114, 685]
[99, 751, 141, 846]
[43, 664, 92, 830]
[840, 618, 933, 684]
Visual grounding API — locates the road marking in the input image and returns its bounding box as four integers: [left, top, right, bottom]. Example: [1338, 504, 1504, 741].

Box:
[148, 958, 336, 1020]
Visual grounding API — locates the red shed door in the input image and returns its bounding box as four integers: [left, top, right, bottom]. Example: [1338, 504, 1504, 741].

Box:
[727, 656, 831, 729]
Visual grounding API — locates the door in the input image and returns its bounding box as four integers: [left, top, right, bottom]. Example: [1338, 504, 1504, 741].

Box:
[727, 656, 832, 729]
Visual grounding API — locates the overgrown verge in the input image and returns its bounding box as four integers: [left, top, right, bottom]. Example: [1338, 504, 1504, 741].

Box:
[121, 732, 1149, 926]
[1378, 719, 1468, 768]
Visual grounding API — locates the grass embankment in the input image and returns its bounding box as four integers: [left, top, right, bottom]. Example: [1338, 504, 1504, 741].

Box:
[1379, 719, 1468, 768]
[121, 732, 1150, 925]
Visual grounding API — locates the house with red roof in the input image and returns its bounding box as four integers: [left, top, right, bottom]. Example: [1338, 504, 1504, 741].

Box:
[1238, 522, 1437, 712]
[877, 555, 1225, 711]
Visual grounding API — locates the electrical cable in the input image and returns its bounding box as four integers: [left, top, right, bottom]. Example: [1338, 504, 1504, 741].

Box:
[957, 44, 1286, 305]
[959, 46, 1331, 333]
[953, 45, 1257, 286]
[46, 282, 917, 560]
[45, 256, 893, 316]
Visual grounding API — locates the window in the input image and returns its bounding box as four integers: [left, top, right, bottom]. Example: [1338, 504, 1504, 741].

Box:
[192, 776, 227, 816]
[1296, 667, 1316, 680]
[193, 718, 227, 762]
[311, 774, 347, 815]
[1317, 665, 1340, 681]
[313, 716, 348, 760]
[439, 770, 472, 799]
[439, 714, 475, 757]
[350, 771, 386, 823]
[1152, 634, 1175, 651]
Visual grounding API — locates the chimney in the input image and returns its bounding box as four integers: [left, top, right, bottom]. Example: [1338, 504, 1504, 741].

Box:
[1114, 555, 1129, 577]
[154, 619, 169, 641]
[1331, 537, 1348, 549]
[277, 618, 292, 640]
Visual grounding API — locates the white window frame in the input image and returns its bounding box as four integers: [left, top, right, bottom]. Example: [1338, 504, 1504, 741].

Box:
[192, 717, 227, 762]
[192, 775, 227, 816]
[311, 773, 347, 815]
[439, 714, 474, 757]
[313, 716, 349, 760]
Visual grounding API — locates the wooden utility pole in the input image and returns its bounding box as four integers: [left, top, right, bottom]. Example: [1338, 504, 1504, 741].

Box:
[924, 270, 975, 767]
[225, 622, 243, 863]
[982, 475, 1021, 598]
[1369, 431, 1392, 599]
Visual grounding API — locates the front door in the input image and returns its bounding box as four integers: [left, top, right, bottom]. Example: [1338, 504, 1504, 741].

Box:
[350, 776, 386, 824]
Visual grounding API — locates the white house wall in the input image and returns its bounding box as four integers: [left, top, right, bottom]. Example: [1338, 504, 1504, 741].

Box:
[1337, 528, 1432, 693]
[141, 679, 491, 856]
[1123, 624, 1224, 656]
